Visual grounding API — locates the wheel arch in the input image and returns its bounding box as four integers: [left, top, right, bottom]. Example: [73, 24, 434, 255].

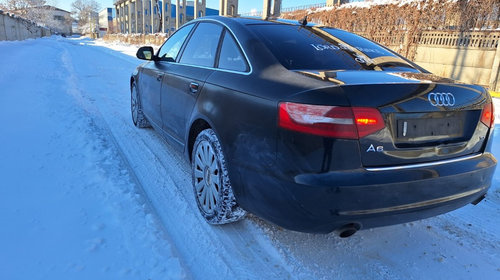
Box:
[131, 73, 139, 91]
[130, 67, 140, 89]
[187, 118, 212, 162]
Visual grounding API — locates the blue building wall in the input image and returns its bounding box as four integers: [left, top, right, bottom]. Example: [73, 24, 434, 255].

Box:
[148, 2, 218, 18]
[167, 4, 218, 18]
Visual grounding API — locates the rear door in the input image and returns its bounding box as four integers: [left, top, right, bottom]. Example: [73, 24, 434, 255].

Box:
[160, 22, 223, 142]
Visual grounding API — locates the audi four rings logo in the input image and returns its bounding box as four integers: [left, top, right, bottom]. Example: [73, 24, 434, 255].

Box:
[428, 92, 456, 107]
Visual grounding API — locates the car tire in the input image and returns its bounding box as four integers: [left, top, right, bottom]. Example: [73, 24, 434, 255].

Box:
[192, 129, 246, 224]
[131, 81, 151, 128]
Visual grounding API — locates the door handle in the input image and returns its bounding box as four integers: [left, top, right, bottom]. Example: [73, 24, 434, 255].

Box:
[189, 82, 199, 93]
[156, 74, 164, 81]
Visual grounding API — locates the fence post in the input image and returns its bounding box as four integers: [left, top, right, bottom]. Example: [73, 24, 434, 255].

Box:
[403, 31, 411, 59]
[489, 39, 500, 92]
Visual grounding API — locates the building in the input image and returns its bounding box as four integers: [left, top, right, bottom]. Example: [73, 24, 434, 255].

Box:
[98, 8, 116, 36]
[72, 20, 79, 35]
[13, 5, 72, 36]
[113, 0, 220, 34]
[113, 1, 369, 35]
[48, 6, 72, 35]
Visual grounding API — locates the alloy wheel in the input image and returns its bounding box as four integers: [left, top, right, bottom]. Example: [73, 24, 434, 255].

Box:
[193, 141, 221, 215]
[131, 86, 138, 124]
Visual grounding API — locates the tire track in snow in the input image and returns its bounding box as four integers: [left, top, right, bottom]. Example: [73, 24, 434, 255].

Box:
[58, 37, 296, 279]
[58, 42, 193, 279]
[0, 37, 187, 279]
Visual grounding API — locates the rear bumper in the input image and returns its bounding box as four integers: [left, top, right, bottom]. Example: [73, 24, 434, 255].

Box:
[234, 153, 497, 233]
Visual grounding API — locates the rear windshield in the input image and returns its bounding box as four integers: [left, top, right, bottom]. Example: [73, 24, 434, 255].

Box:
[249, 24, 417, 72]
[322, 28, 394, 59]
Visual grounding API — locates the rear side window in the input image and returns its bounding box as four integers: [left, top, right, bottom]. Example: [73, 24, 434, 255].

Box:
[158, 23, 194, 61]
[217, 31, 249, 72]
[180, 22, 223, 67]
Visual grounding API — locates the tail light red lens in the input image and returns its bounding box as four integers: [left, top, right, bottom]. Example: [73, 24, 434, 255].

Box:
[278, 102, 385, 139]
[480, 102, 495, 128]
[352, 107, 385, 138]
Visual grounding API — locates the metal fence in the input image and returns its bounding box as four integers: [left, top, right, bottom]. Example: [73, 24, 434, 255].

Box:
[281, 3, 326, 13]
[363, 30, 500, 50]
[417, 31, 500, 49]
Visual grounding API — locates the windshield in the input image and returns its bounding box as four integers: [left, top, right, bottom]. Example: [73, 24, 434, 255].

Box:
[249, 24, 419, 72]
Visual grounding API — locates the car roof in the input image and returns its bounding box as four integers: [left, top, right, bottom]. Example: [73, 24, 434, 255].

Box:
[197, 15, 318, 28]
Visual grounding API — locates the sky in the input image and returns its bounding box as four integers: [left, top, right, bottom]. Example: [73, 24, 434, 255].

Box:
[53, 0, 328, 14]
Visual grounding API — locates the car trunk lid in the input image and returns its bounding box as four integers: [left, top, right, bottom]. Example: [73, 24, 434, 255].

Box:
[295, 70, 492, 167]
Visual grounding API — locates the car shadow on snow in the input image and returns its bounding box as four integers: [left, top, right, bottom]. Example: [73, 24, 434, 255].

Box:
[241, 127, 500, 278]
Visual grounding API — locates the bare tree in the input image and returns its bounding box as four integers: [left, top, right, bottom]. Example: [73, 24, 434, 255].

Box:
[3, 0, 46, 12]
[1, 0, 57, 31]
[282, 0, 500, 60]
[71, 0, 100, 30]
[2, 0, 48, 21]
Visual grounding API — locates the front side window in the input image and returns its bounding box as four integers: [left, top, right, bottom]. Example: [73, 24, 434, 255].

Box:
[217, 31, 249, 72]
[179, 22, 223, 68]
[157, 23, 194, 61]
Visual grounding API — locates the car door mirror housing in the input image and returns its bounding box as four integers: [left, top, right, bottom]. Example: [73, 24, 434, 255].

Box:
[136, 46, 157, 61]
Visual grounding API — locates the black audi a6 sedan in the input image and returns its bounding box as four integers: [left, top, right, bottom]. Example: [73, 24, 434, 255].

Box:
[130, 16, 496, 235]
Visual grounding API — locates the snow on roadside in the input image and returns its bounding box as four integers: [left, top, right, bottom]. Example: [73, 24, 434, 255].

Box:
[0, 36, 186, 280]
[92, 39, 143, 57]
[93, 38, 161, 58]
[493, 97, 500, 124]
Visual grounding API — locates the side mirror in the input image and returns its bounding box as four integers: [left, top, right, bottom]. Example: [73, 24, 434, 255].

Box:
[136, 46, 157, 61]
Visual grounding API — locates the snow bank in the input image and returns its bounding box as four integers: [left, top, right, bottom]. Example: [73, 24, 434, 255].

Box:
[494, 97, 500, 124]
[0, 36, 186, 280]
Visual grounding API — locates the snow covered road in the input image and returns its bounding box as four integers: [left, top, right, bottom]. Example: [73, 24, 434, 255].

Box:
[0, 36, 499, 279]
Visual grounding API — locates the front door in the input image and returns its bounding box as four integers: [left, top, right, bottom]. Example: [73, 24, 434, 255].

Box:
[138, 63, 163, 126]
[160, 22, 224, 142]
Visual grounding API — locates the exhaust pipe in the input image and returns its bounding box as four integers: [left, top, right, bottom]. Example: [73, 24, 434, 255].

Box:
[337, 223, 361, 238]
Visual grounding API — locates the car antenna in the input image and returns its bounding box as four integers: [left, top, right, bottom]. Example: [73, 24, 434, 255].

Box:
[298, 15, 308, 26]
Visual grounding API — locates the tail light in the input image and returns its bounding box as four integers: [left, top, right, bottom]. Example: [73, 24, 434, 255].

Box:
[278, 102, 385, 139]
[480, 102, 495, 128]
